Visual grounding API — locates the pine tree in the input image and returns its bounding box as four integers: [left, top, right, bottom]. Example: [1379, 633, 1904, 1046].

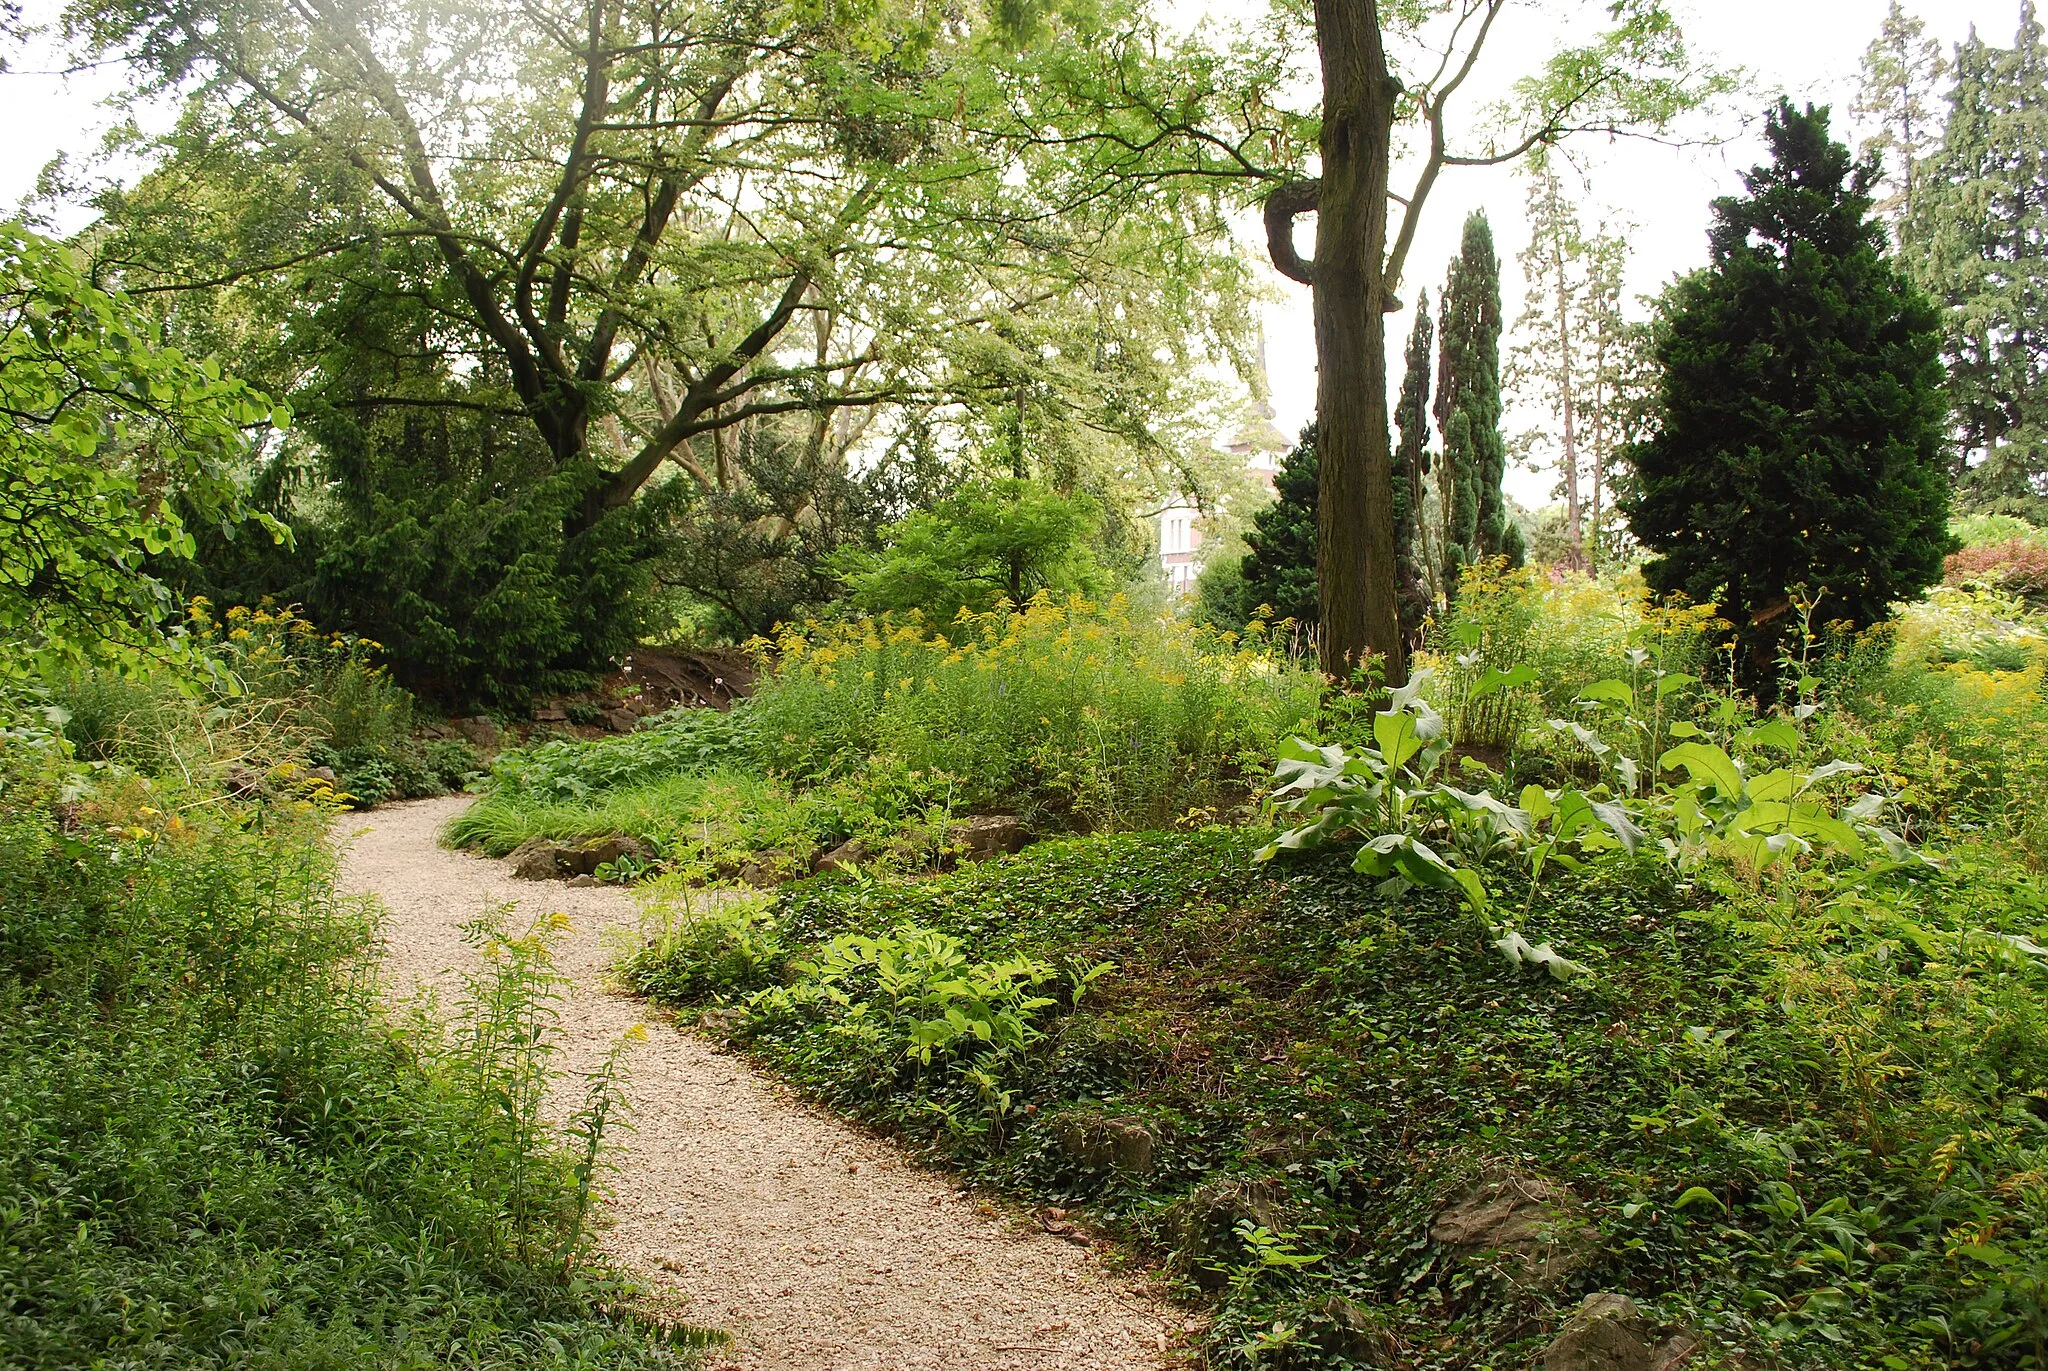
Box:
[1240, 425, 1320, 627]
[1435, 212, 1520, 590]
[1392, 297, 1434, 640]
[1912, 6, 2048, 499]
[1853, 2, 1949, 239]
[1623, 100, 1950, 691]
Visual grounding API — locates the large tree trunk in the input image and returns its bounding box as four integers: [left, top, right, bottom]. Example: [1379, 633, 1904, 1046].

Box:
[1311, 0, 1405, 686]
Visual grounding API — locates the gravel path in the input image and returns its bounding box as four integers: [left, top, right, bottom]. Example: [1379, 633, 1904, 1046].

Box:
[338, 797, 1180, 1371]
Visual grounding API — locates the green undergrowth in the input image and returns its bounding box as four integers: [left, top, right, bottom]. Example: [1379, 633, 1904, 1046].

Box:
[449, 597, 1318, 875]
[0, 730, 704, 1369]
[620, 828, 2048, 1370]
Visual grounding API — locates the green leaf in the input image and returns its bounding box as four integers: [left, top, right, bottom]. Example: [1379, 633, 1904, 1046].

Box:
[1577, 678, 1635, 707]
[1674, 1186, 1726, 1212]
[1659, 742, 1744, 797]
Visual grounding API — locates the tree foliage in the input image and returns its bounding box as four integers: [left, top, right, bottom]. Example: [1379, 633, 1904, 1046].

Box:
[0, 222, 282, 671]
[1240, 426, 1320, 630]
[65, 0, 1259, 692]
[1908, 3, 2048, 502]
[834, 478, 1108, 630]
[1624, 101, 1951, 689]
[1392, 294, 1433, 640]
[1435, 212, 1520, 588]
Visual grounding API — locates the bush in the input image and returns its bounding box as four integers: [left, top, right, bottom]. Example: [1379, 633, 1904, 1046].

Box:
[0, 728, 698, 1368]
[1947, 537, 2048, 605]
[745, 595, 1321, 830]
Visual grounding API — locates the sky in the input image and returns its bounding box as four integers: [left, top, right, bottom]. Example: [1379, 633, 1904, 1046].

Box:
[0, 0, 2029, 502]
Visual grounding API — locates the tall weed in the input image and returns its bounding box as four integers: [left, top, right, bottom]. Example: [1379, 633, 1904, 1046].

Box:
[746, 594, 1320, 829]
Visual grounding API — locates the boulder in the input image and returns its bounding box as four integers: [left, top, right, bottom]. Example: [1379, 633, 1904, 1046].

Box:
[1054, 1113, 1158, 1177]
[1429, 1170, 1596, 1290]
[1542, 1294, 1657, 1371]
[1166, 1178, 1289, 1290]
[454, 716, 501, 749]
[1316, 1297, 1399, 1367]
[508, 837, 565, 881]
[566, 834, 651, 875]
[224, 764, 268, 799]
[566, 874, 598, 888]
[604, 708, 639, 734]
[953, 814, 1030, 861]
[813, 838, 869, 873]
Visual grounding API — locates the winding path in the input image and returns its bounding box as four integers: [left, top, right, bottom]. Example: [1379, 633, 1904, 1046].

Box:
[338, 797, 1180, 1371]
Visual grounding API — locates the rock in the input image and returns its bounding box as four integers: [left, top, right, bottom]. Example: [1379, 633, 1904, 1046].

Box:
[604, 708, 639, 734]
[565, 874, 598, 888]
[1054, 1114, 1158, 1176]
[533, 706, 568, 723]
[1650, 1333, 1704, 1371]
[454, 716, 501, 749]
[223, 764, 267, 799]
[1543, 1294, 1657, 1371]
[1316, 1297, 1399, 1367]
[508, 837, 565, 881]
[813, 838, 869, 873]
[952, 814, 1030, 861]
[736, 859, 784, 889]
[697, 1006, 748, 1042]
[1166, 1178, 1288, 1290]
[1429, 1170, 1596, 1290]
[566, 834, 651, 875]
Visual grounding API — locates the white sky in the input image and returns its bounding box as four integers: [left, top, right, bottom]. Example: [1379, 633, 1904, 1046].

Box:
[0, 0, 2028, 503]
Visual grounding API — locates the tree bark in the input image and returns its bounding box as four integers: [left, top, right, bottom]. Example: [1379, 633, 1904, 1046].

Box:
[1309, 0, 1405, 686]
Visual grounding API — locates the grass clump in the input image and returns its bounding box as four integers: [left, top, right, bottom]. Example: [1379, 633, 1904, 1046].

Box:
[0, 721, 703, 1369]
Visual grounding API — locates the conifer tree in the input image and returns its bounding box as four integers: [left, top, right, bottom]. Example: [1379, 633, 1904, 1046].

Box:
[1511, 164, 1599, 571]
[1624, 100, 1950, 691]
[1392, 297, 1434, 640]
[1435, 213, 1520, 589]
[1854, 2, 1949, 238]
[1912, 5, 2048, 499]
[1240, 426, 1320, 628]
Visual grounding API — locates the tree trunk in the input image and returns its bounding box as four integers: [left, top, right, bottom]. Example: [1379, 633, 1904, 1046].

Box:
[1311, 0, 1405, 687]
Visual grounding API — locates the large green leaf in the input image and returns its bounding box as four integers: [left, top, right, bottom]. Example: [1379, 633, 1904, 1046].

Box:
[1659, 741, 1744, 797]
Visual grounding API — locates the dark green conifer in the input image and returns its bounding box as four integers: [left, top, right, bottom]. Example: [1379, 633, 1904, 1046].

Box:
[1435, 213, 1520, 591]
[1624, 100, 1951, 691]
[1392, 294, 1434, 641]
[1239, 425, 1320, 627]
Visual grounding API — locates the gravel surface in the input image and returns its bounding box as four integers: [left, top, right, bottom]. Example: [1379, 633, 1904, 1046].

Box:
[338, 797, 1180, 1371]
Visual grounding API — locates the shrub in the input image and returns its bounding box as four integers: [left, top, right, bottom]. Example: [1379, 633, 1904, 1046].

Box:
[745, 595, 1321, 830]
[1946, 537, 2048, 605]
[0, 728, 697, 1368]
[833, 478, 1110, 629]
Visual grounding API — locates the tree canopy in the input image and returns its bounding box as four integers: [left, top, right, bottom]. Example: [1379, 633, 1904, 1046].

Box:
[0, 222, 282, 672]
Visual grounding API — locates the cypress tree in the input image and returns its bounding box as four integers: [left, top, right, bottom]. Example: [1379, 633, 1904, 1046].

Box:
[1435, 212, 1521, 591]
[1240, 425, 1320, 627]
[1623, 100, 1951, 691]
[1392, 295, 1434, 640]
